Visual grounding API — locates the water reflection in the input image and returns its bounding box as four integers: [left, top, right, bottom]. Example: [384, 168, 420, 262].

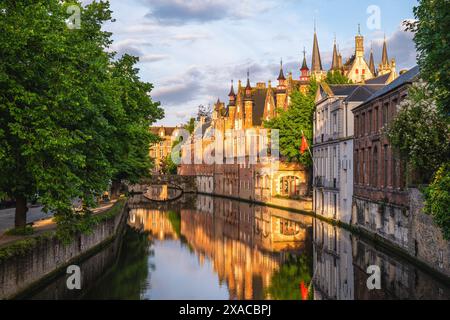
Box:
[26, 194, 450, 300]
[125, 195, 313, 300]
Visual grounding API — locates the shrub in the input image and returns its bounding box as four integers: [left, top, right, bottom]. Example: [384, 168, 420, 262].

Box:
[423, 162, 450, 240]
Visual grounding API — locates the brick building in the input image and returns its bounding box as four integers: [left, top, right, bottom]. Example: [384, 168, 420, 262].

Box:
[352, 66, 419, 249]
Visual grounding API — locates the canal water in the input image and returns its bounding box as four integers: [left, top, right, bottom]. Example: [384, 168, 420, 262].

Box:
[27, 194, 450, 300]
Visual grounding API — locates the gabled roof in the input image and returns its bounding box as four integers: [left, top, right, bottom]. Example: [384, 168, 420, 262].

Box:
[360, 65, 419, 107]
[316, 83, 385, 104]
[252, 88, 267, 126]
[365, 72, 391, 85]
[344, 85, 384, 102]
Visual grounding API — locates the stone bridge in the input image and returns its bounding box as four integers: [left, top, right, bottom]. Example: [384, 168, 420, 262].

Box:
[128, 175, 197, 194]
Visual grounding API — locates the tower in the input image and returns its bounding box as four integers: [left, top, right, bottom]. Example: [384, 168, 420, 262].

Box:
[378, 35, 396, 77]
[300, 48, 310, 82]
[330, 36, 340, 71]
[228, 80, 236, 106]
[276, 60, 287, 110]
[369, 43, 376, 76]
[244, 70, 253, 128]
[355, 24, 364, 59]
[311, 22, 326, 81]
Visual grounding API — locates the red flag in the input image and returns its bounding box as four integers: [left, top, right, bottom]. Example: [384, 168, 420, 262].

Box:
[300, 281, 309, 300]
[300, 135, 309, 155]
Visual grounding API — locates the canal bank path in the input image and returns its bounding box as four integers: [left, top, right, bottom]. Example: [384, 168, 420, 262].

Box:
[0, 200, 118, 248]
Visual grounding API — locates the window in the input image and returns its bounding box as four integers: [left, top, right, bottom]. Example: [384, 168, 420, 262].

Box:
[361, 113, 365, 134]
[373, 147, 378, 187]
[374, 107, 379, 131]
[384, 145, 389, 187]
[355, 115, 359, 136]
[383, 102, 389, 125]
[355, 69, 359, 74]
[369, 110, 373, 133]
[362, 148, 366, 185]
[362, 69, 365, 75]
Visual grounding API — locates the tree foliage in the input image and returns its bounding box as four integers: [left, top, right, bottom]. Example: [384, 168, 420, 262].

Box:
[405, 0, 450, 115]
[264, 79, 318, 166]
[386, 80, 450, 181]
[325, 71, 352, 84]
[423, 162, 450, 240]
[0, 0, 163, 231]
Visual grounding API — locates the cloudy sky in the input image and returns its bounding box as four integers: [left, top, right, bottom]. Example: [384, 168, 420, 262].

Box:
[86, 0, 419, 126]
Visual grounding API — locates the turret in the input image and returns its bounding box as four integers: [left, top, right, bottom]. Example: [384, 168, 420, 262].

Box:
[277, 59, 286, 89]
[228, 80, 236, 106]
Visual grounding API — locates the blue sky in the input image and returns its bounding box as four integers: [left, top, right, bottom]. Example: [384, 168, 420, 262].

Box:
[86, 0, 419, 126]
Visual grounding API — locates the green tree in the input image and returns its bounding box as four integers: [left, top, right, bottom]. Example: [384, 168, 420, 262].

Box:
[386, 80, 450, 182]
[264, 79, 317, 166]
[0, 1, 162, 233]
[405, 0, 450, 115]
[0, 0, 97, 227]
[325, 71, 352, 84]
[108, 54, 163, 197]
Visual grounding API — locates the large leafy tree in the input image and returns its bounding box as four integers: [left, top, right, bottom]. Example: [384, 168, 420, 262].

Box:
[405, 0, 450, 115]
[0, 0, 94, 227]
[0, 0, 162, 230]
[108, 54, 163, 197]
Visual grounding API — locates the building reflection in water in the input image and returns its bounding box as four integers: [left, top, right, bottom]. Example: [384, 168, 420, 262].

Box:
[128, 195, 313, 300]
[127, 194, 450, 300]
[313, 219, 450, 300]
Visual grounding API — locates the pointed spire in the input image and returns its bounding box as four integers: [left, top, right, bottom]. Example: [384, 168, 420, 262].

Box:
[301, 47, 309, 70]
[382, 35, 389, 66]
[277, 59, 286, 81]
[311, 27, 323, 72]
[228, 80, 235, 97]
[245, 69, 252, 100]
[369, 43, 376, 76]
[331, 37, 339, 71]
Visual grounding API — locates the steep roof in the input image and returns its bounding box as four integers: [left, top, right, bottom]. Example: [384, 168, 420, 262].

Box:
[252, 88, 268, 126]
[361, 65, 419, 106]
[369, 49, 376, 75]
[330, 42, 339, 71]
[311, 32, 323, 71]
[382, 38, 389, 66]
[365, 72, 391, 85]
[317, 83, 385, 103]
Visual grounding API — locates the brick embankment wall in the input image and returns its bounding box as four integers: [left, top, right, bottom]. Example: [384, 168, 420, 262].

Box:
[0, 200, 128, 299]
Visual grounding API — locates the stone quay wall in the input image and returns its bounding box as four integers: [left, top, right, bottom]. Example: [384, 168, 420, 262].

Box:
[0, 200, 128, 299]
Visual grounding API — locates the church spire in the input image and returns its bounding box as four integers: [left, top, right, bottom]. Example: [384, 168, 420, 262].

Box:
[228, 80, 236, 106]
[245, 70, 252, 100]
[369, 43, 376, 76]
[301, 48, 309, 71]
[277, 59, 286, 81]
[331, 35, 339, 71]
[381, 35, 389, 66]
[311, 28, 323, 72]
[228, 80, 235, 97]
